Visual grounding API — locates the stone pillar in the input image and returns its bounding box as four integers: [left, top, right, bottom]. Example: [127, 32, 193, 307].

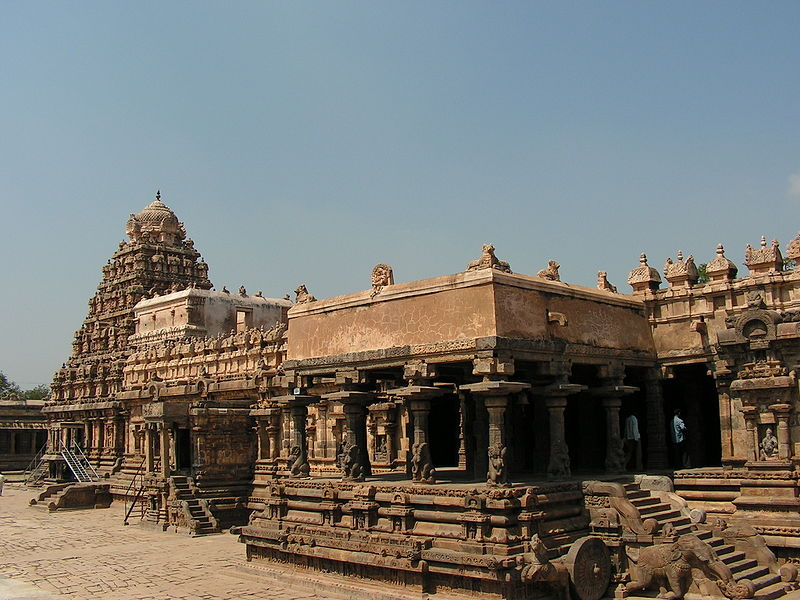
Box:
[602, 397, 624, 473]
[741, 406, 759, 463]
[461, 380, 530, 487]
[315, 401, 329, 459]
[159, 424, 170, 478]
[256, 420, 268, 460]
[325, 391, 372, 481]
[145, 425, 154, 473]
[545, 396, 570, 479]
[770, 403, 792, 460]
[644, 369, 669, 470]
[278, 395, 316, 478]
[266, 410, 281, 460]
[409, 398, 435, 483]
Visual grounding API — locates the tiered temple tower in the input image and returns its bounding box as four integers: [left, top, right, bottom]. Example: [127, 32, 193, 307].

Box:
[45, 193, 212, 474]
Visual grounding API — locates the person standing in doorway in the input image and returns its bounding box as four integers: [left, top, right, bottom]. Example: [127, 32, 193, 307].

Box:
[624, 413, 642, 471]
[671, 409, 688, 468]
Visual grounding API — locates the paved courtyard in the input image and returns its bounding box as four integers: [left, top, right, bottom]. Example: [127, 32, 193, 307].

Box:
[0, 484, 427, 600]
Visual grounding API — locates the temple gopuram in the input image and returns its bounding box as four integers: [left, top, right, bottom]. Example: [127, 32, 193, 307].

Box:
[35, 195, 800, 600]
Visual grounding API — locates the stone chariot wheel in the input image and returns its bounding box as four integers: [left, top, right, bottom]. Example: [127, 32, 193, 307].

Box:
[564, 536, 612, 600]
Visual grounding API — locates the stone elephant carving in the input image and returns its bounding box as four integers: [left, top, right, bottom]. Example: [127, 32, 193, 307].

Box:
[626, 534, 754, 600]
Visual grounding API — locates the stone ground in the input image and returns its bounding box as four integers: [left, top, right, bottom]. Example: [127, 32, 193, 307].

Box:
[0, 483, 432, 600]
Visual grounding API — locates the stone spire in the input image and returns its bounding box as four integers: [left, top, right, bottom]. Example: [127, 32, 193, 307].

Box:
[50, 193, 214, 404]
[744, 236, 782, 275]
[786, 232, 800, 264]
[627, 253, 661, 294]
[706, 244, 738, 282]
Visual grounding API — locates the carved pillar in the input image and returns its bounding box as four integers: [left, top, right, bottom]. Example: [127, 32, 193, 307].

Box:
[741, 406, 759, 462]
[159, 423, 170, 478]
[325, 391, 372, 481]
[461, 381, 530, 486]
[545, 396, 569, 479]
[277, 394, 317, 478]
[266, 409, 281, 460]
[315, 401, 329, 459]
[644, 369, 669, 470]
[256, 420, 268, 460]
[390, 385, 444, 483]
[593, 378, 638, 474]
[770, 403, 792, 460]
[145, 425, 154, 473]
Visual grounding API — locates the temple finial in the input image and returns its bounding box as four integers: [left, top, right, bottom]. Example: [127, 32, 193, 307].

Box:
[156, 190, 161, 201]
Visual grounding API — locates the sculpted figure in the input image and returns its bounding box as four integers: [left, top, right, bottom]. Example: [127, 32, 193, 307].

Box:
[411, 442, 436, 484]
[548, 441, 571, 479]
[520, 534, 560, 583]
[626, 534, 753, 600]
[340, 442, 364, 480]
[466, 244, 512, 273]
[537, 260, 561, 281]
[487, 443, 509, 486]
[370, 263, 394, 297]
[288, 445, 310, 477]
[294, 284, 316, 304]
[759, 427, 778, 460]
[597, 271, 617, 292]
[239, 285, 247, 297]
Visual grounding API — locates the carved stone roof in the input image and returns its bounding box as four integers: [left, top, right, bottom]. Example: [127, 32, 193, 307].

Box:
[706, 244, 738, 282]
[664, 251, 698, 288]
[627, 254, 661, 293]
[126, 191, 185, 245]
[786, 232, 800, 262]
[745, 236, 782, 275]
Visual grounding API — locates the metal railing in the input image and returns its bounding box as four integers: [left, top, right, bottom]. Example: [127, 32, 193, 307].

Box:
[24, 443, 49, 486]
[123, 457, 147, 525]
[58, 439, 99, 483]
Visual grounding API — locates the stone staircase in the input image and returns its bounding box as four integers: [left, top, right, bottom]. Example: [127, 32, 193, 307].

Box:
[171, 475, 219, 536]
[622, 482, 791, 600]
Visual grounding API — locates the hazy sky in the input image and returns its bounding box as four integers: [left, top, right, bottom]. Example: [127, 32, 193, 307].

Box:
[2, 1, 800, 388]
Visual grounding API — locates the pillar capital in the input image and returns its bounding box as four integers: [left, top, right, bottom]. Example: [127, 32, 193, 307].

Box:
[387, 385, 446, 402]
[533, 382, 586, 397]
[461, 380, 530, 396]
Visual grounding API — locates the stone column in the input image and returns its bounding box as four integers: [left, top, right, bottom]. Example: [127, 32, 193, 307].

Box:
[644, 369, 669, 470]
[256, 420, 268, 460]
[278, 394, 317, 478]
[770, 403, 792, 460]
[315, 401, 329, 459]
[593, 380, 638, 474]
[159, 424, 170, 478]
[325, 391, 372, 481]
[461, 381, 530, 486]
[390, 384, 445, 483]
[266, 409, 281, 460]
[741, 406, 759, 462]
[145, 425, 154, 473]
[545, 396, 569, 479]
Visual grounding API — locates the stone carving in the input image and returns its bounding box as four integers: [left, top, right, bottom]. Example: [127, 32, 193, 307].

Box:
[410, 442, 435, 484]
[745, 236, 782, 274]
[627, 253, 661, 293]
[605, 436, 626, 474]
[537, 260, 561, 281]
[294, 284, 316, 304]
[626, 534, 754, 600]
[583, 480, 658, 535]
[787, 232, 800, 263]
[548, 442, 570, 479]
[519, 534, 564, 586]
[564, 536, 612, 600]
[487, 443, 509, 486]
[664, 251, 699, 287]
[239, 285, 247, 297]
[370, 264, 394, 297]
[288, 445, 310, 477]
[759, 427, 778, 460]
[706, 244, 738, 281]
[466, 244, 512, 273]
[339, 442, 364, 481]
[547, 310, 568, 326]
[597, 271, 617, 292]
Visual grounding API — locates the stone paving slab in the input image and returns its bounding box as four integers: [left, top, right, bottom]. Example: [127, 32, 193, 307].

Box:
[0, 484, 435, 600]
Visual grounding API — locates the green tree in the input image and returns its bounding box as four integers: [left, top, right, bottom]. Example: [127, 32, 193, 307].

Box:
[23, 384, 50, 400]
[696, 263, 710, 284]
[0, 371, 22, 396]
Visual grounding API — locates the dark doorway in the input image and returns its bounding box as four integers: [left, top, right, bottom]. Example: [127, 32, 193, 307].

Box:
[565, 365, 606, 472]
[176, 428, 192, 471]
[663, 364, 721, 468]
[428, 394, 461, 467]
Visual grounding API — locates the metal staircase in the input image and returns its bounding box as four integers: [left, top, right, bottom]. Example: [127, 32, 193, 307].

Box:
[59, 440, 99, 483]
[24, 444, 49, 486]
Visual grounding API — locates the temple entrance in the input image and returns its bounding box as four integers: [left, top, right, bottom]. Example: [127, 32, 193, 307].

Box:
[663, 363, 721, 468]
[176, 428, 192, 471]
[565, 365, 606, 473]
[428, 394, 460, 468]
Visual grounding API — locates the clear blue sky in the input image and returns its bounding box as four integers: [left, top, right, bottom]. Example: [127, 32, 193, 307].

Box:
[2, 1, 799, 388]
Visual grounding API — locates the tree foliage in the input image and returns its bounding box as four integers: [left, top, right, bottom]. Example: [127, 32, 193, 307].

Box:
[0, 371, 49, 399]
[696, 263, 710, 284]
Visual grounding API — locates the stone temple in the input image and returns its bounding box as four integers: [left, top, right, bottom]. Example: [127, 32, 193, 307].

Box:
[30, 193, 800, 600]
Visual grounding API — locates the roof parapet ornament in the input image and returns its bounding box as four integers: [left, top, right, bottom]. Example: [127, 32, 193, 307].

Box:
[785, 232, 800, 264]
[370, 264, 394, 298]
[536, 260, 561, 282]
[294, 284, 316, 304]
[706, 244, 738, 282]
[466, 244, 512, 274]
[745, 236, 782, 275]
[664, 250, 698, 288]
[597, 271, 617, 293]
[627, 253, 661, 294]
